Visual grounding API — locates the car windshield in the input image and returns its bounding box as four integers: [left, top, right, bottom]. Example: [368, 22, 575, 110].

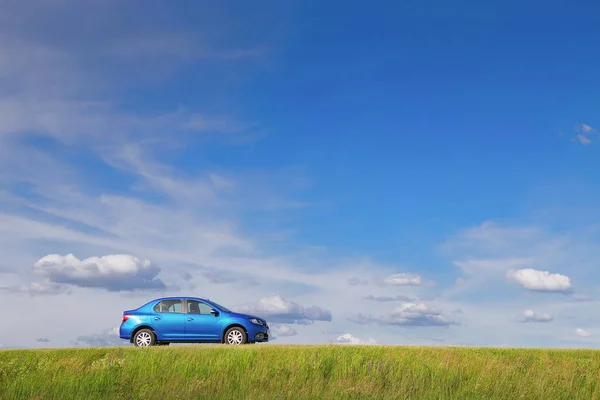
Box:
[207, 300, 231, 313]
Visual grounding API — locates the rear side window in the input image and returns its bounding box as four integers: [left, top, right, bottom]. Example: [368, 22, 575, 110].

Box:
[153, 299, 182, 313]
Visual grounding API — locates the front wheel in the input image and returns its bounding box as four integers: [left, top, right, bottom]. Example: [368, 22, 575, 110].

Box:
[133, 329, 156, 347]
[224, 327, 247, 345]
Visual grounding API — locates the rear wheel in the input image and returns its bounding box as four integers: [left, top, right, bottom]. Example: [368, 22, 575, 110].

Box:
[133, 329, 156, 347]
[224, 327, 247, 345]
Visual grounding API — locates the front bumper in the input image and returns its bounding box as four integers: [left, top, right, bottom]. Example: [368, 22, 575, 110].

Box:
[253, 332, 269, 342]
[247, 324, 269, 342]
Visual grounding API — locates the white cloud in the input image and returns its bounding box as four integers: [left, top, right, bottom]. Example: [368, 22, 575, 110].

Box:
[270, 324, 298, 337]
[520, 309, 553, 323]
[506, 268, 572, 293]
[575, 328, 592, 337]
[573, 135, 592, 146]
[73, 326, 125, 347]
[33, 254, 166, 292]
[384, 273, 421, 286]
[576, 123, 596, 134]
[353, 302, 455, 327]
[233, 295, 332, 325]
[334, 333, 376, 345]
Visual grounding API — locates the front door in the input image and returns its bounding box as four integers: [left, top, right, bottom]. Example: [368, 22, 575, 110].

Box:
[151, 299, 186, 340]
[184, 300, 221, 340]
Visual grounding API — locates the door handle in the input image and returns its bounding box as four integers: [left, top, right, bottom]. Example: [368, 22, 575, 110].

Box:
[187, 317, 194, 321]
[154, 317, 161, 320]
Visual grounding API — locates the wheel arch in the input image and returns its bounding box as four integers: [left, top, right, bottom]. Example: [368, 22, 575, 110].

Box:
[129, 325, 156, 343]
[222, 323, 248, 343]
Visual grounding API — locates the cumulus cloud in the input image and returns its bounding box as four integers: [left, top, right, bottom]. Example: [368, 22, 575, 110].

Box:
[519, 309, 553, 323]
[33, 254, 166, 292]
[270, 324, 298, 337]
[334, 333, 376, 345]
[347, 276, 368, 286]
[73, 326, 125, 347]
[575, 328, 592, 337]
[363, 294, 413, 302]
[506, 268, 572, 293]
[383, 273, 421, 286]
[352, 302, 455, 327]
[233, 295, 332, 324]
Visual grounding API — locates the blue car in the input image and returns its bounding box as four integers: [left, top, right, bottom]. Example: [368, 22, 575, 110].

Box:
[119, 296, 270, 346]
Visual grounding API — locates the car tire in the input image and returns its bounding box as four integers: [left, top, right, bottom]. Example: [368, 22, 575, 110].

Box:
[133, 328, 157, 347]
[224, 327, 247, 345]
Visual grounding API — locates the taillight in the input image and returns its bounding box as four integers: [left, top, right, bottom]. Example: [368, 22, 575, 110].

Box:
[122, 314, 131, 323]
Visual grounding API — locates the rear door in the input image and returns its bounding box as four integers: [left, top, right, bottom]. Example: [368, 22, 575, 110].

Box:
[184, 299, 221, 340]
[150, 299, 186, 340]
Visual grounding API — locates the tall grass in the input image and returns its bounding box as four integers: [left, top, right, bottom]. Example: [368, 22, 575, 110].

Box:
[1, 345, 600, 399]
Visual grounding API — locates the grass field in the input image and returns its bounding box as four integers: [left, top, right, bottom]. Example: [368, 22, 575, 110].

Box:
[1, 344, 600, 399]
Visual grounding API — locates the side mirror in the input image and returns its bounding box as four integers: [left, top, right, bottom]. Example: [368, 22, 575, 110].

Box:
[210, 308, 219, 316]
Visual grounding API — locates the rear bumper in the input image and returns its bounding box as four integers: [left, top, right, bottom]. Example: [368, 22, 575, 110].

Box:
[119, 323, 134, 340]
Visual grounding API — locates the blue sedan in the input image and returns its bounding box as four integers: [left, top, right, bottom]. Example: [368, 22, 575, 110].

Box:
[119, 296, 270, 346]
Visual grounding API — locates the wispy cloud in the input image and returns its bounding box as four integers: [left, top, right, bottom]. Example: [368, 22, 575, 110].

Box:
[575, 328, 592, 337]
[73, 326, 124, 347]
[439, 220, 579, 298]
[572, 135, 592, 146]
[347, 276, 368, 286]
[570, 123, 597, 146]
[270, 324, 298, 338]
[334, 333, 376, 345]
[351, 302, 455, 327]
[363, 294, 413, 302]
[519, 309, 553, 323]
[383, 273, 422, 286]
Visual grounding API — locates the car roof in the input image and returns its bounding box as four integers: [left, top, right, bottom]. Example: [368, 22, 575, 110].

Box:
[150, 296, 210, 302]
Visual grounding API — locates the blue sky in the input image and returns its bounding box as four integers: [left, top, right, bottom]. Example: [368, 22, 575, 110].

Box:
[1, 0, 600, 348]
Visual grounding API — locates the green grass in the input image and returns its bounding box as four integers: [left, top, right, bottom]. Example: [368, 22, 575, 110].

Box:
[1, 345, 600, 399]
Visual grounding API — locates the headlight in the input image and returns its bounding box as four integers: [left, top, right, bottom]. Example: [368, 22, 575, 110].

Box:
[249, 318, 263, 325]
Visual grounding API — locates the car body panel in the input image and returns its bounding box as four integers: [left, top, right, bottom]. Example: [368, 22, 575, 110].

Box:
[119, 296, 270, 345]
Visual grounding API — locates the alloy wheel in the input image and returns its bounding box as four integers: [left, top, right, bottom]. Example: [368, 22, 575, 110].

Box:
[227, 330, 244, 345]
[136, 331, 152, 346]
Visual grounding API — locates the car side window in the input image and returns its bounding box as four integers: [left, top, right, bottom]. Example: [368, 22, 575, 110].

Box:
[187, 300, 214, 315]
[153, 299, 182, 313]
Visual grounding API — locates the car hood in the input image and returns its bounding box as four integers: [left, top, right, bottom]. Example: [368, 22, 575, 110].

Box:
[227, 311, 267, 322]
